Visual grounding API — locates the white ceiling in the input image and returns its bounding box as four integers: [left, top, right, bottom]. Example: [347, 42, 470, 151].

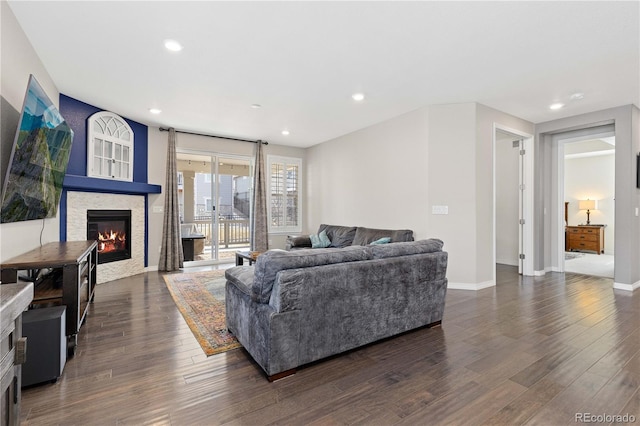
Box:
[8, 1, 639, 148]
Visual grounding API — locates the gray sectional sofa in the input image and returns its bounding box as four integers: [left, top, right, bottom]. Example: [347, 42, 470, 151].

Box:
[225, 239, 448, 381]
[286, 223, 414, 250]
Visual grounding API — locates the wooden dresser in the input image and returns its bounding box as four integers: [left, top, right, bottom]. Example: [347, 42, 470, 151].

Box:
[566, 225, 605, 254]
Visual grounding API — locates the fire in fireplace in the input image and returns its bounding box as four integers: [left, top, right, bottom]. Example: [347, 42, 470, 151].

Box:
[87, 210, 132, 264]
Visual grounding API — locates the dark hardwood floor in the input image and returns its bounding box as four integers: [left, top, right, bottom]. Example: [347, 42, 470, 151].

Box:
[20, 264, 639, 425]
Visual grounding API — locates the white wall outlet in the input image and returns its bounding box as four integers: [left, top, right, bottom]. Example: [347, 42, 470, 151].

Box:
[636, 207, 639, 217]
[432, 205, 449, 215]
[152, 206, 163, 213]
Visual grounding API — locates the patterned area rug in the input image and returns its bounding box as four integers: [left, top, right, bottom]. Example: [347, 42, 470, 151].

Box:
[163, 269, 241, 356]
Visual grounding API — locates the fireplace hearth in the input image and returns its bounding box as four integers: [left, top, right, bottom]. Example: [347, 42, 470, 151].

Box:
[87, 210, 132, 264]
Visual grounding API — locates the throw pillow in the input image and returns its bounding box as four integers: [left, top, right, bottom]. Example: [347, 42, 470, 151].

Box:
[370, 237, 392, 245]
[310, 230, 331, 248]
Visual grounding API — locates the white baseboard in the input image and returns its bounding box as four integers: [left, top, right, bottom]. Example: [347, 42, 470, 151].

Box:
[534, 269, 547, 276]
[613, 280, 640, 292]
[448, 280, 495, 291]
[145, 265, 159, 272]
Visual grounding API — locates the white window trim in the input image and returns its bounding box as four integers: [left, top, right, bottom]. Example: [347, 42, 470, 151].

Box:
[267, 155, 302, 234]
[87, 111, 134, 181]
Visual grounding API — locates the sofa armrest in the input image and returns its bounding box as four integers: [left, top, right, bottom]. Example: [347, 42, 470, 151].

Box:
[285, 235, 312, 250]
[225, 266, 255, 297]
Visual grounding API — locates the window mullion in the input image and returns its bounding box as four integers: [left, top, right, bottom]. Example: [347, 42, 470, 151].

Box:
[268, 156, 301, 234]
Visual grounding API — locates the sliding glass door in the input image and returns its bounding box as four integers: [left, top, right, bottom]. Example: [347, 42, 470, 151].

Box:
[176, 150, 252, 264]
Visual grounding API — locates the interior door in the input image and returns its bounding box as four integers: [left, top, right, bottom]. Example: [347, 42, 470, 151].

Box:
[518, 139, 525, 274]
[495, 131, 522, 271]
[495, 127, 533, 277]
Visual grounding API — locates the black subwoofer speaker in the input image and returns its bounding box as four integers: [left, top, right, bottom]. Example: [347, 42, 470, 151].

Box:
[22, 306, 66, 387]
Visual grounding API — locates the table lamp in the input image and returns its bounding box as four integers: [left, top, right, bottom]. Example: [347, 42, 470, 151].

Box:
[578, 199, 597, 225]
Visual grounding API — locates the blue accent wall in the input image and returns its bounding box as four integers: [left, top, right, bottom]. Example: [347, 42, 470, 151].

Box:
[59, 95, 160, 267]
[60, 94, 148, 183]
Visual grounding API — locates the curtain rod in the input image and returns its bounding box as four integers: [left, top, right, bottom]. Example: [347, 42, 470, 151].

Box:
[159, 127, 268, 145]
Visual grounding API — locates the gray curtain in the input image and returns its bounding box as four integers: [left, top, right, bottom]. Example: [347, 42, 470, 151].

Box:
[251, 141, 269, 252]
[159, 127, 184, 271]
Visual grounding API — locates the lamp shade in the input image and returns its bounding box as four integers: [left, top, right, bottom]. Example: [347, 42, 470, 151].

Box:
[578, 199, 597, 210]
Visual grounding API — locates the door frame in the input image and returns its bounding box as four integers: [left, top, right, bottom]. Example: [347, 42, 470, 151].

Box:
[552, 127, 615, 272]
[493, 123, 535, 278]
[176, 148, 253, 265]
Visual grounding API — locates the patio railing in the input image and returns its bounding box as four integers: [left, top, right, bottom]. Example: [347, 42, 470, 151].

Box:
[192, 217, 250, 248]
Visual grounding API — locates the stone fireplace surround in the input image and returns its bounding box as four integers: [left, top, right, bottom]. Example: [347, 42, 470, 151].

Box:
[66, 192, 145, 283]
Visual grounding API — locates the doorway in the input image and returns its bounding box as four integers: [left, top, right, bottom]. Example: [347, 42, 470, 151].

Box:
[176, 150, 252, 265]
[493, 124, 534, 277]
[559, 133, 615, 278]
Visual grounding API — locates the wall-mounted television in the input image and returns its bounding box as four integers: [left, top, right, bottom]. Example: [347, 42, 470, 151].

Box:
[1, 75, 74, 223]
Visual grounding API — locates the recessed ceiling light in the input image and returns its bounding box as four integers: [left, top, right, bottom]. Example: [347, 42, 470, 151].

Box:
[281, 130, 290, 136]
[149, 108, 162, 114]
[570, 92, 585, 100]
[251, 104, 262, 109]
[164, 39, 183, 52]
[352, 93, 365, 101]
[549, 102, 565, 110]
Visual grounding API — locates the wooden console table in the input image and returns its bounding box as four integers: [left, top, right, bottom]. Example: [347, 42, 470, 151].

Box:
[566, 225, 605, 254]
[0, 241, 98, 355]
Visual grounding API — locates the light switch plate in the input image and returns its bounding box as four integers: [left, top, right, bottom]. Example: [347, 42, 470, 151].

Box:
[432, 205, 448, 215]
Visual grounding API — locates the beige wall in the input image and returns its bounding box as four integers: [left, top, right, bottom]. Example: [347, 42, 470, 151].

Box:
[0, 2, 62, 262]
[306, 107, 430, 237]
[426, 103, 478, 286]
[146, 128, 306, 267]
[307, 102, 534, 288]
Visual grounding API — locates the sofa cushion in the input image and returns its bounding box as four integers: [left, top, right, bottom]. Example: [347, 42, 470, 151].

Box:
[287, 235, 312, 249]
[351, 227, 414, 246]
[252, 246, 371, 303]
[367, 239, 443, 259]
[318, 224, 357, 248]
[310, 230, 331, 248]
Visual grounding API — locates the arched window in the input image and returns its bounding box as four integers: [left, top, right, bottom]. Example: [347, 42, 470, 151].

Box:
[87, 111, 134, 181]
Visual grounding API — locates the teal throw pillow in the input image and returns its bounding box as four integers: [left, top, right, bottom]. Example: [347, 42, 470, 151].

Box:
[310, 230, 331, 248]
[370, 237, 392, 245]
